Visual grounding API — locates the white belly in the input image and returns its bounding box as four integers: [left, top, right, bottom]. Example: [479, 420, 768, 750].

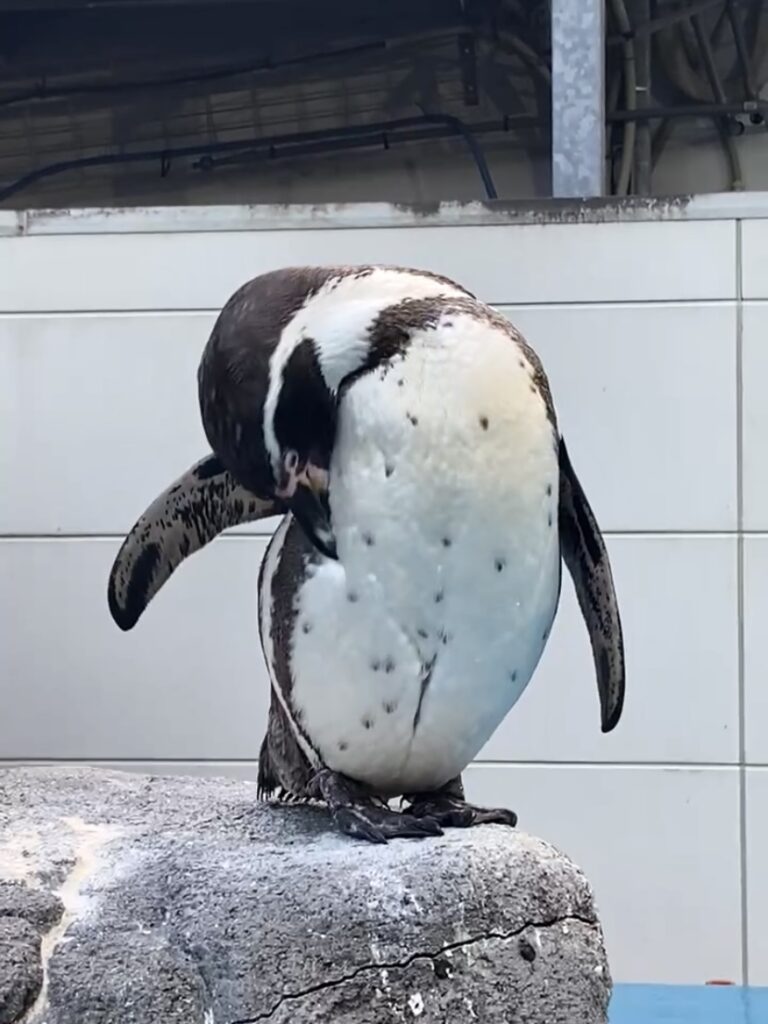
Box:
[288, 312, 560, 794]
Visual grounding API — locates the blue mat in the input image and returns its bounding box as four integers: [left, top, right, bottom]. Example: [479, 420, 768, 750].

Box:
[609, 985, 768, 1024]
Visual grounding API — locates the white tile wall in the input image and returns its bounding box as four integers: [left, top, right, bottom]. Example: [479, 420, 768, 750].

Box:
[742, 303, 768, 531]
[505, 303, 737, 533]
[745, 769, 768, 985]
[0, 303, 737, 536]
[741, 219, 768, 299]
[0, 534, 738, 765]
[743, 537, 768, 765]
[0, 219, 735, 312]
[0, 537, 270, 760]
[0, 208, 758, 985]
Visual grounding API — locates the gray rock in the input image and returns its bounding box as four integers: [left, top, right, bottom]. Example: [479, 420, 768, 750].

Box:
[0, 882, 63, 931]
[0, 917, 42, 1024]
[0, 766, 611, 1023]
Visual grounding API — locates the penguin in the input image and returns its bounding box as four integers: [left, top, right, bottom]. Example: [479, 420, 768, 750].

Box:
[108, 264, 625, 844]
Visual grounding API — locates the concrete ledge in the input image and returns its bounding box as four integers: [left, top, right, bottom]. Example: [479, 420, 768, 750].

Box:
[0, 767, 611, 1023]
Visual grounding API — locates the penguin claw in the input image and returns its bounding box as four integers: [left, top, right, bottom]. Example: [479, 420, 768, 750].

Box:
[333, 805, 443, 844]
[406, 794, 518, 830]
[313, 768, 445, 844]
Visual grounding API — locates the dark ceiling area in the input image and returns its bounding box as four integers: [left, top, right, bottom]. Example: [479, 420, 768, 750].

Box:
[0, 0, 766, 208]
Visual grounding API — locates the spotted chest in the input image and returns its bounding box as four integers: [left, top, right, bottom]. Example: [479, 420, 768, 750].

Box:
[269, 310, 561, 796]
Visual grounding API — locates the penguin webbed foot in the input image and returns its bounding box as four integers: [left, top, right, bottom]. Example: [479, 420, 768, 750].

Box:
[314, 769, 443, 844]
[404, 777, 517, 830]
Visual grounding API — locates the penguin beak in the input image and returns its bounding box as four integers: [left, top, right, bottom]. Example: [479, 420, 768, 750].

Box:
[276, 461, 338, 560]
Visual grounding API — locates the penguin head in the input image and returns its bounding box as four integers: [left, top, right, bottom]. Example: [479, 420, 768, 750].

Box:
[198, 268, 340, 559]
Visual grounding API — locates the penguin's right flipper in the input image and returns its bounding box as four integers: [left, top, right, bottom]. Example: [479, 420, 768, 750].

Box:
[108, 454, 280, 631]
[558, 436, 626, 733]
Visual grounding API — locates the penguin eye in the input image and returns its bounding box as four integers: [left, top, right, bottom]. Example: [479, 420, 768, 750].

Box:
[284, 449, 300, 473]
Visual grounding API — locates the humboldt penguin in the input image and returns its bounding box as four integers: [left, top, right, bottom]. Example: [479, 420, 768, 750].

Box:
[108, 264, 625, 844]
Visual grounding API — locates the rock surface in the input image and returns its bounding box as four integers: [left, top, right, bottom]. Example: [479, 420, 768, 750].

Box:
[0, 766, 611, 1023]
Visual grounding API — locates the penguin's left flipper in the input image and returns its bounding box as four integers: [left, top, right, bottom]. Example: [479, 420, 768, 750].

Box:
[108, 454, 280, 631]
[404, 775, 517, 830]
[558, 437, 626, 733]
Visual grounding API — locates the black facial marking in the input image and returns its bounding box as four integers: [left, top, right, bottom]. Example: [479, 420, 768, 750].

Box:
[371, 659, 381, 672]
[302, 621, 312, 634]
[442, 537, 452, 548]
[407, 412, 418, 426]
[546, 483, 553, 497]
[383, 701, 397, 714]
[495, 558, 506, 572]
[548, 512, 553, 527]
[273, 338, 336, 474]
[363, 532, 375, 546]
[347, 591, 359, 603]
[384, 657, 395, 674]
[417, 628, 429, 639]
[338, 740, 348, 751]
[434, 590, 444, 603]
[385, 463, 395, 478]
[362, 717, 374, 730]
[480, 415, 489, 431]
[510, 670, 518, 682]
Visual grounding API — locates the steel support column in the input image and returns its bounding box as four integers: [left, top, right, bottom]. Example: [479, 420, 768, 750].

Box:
[551, 0, 606, 197]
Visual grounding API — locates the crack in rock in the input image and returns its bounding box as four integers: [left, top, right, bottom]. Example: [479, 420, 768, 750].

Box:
[229, 914, 596, 1023]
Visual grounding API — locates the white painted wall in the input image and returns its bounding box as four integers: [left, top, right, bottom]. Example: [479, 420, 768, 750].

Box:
[0, 200, 765, 987]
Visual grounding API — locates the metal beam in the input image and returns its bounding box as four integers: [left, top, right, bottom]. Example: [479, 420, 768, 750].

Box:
[551, 0, 606, 198]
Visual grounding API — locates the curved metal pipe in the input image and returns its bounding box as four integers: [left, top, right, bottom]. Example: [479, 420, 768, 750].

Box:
[0, 113, 503, 205]
[610, 0, 637, 196]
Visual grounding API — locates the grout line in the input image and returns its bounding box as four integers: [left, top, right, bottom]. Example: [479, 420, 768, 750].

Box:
[0, 299, 744, 319]
[0, 758, 756, 770]
[0, 529, 752, 542]
[735, 217, 750, 985]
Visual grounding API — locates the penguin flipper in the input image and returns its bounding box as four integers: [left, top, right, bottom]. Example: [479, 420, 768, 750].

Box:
[557, 437, 625, 732]
[107, 454, 279, 631]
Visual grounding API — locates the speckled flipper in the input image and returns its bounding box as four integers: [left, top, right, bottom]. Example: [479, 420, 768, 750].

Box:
[108, 454, 279, 631]
[558, 437, 625, 732]
[404, 775, 517, 829]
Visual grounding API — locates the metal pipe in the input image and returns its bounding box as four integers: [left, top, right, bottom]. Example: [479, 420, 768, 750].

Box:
[0, 113, 520, 205]
[606, 0, 725, 46]
[610, 0, 637, 196]
[691, 13, 744, 190]
[0, 40, 388, 110]
[630, 0, 652, 195]
[608, 98, 767, 121]
[727, 0, 758, 99]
